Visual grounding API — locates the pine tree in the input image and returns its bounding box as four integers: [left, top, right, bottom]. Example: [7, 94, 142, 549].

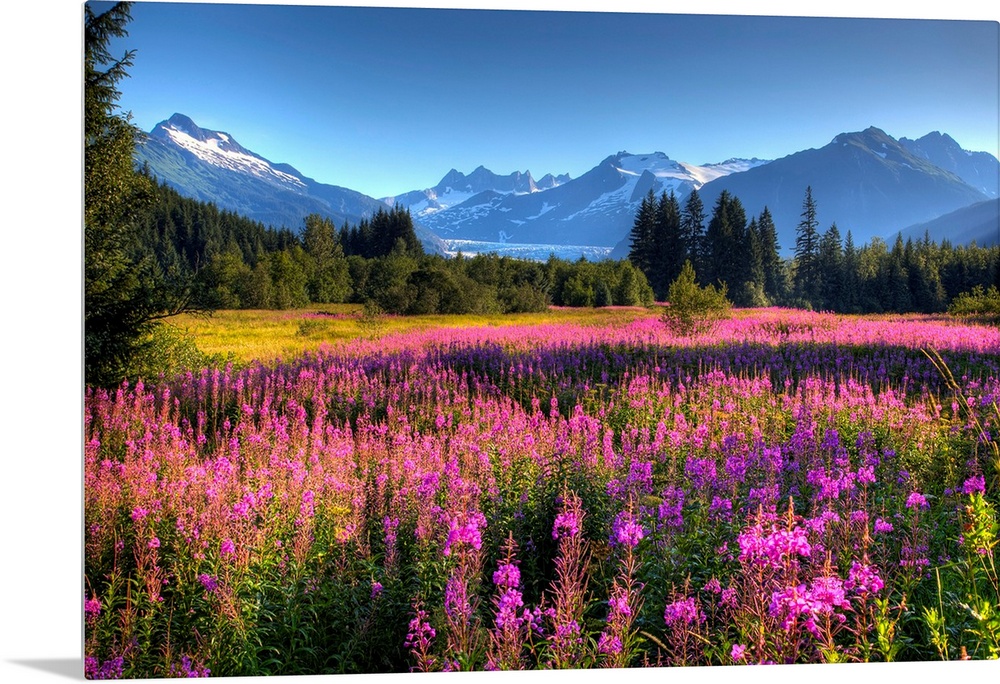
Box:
[756, 207, 784, 304]
[794, 186, 821, 306]
[85, 2, 192, 386]
[628, 190, 658, 278]
[680, 188, 706, 277]
[704, 191, 748, 300]
[818, 223, 843, 310]
[841, 230, 861, 313]
[652, 191, 684, 299]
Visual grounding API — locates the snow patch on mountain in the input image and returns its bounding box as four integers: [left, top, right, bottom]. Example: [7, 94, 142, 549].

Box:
[158, 120, 306, 190]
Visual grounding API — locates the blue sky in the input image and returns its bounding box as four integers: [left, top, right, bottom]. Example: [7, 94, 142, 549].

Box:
[97, 1, 1000, 199]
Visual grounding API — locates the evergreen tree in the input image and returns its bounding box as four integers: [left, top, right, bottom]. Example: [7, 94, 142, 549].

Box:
[818, 223, 843, 311]
[794, 186, 822, 306]
[680, 188, 706, 276]
[756, 207, 784, 304]
[85, 2, 194, 386]
[302, 214, 351, 302]
[841, 230, 861, 313]
[628, 190, 658, 277]
[652, 190, 684, 299]
[704, 191, 749, 301]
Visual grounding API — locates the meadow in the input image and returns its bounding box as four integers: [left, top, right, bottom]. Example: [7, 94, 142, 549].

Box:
[84, 307, 999, 678]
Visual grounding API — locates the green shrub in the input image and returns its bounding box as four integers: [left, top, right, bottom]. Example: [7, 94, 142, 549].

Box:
[661, 261, 731, 335]
[948, 285, 1000, 321]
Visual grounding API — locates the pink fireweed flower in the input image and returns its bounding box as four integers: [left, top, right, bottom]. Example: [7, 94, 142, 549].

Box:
[663, 596, 705, 627]
[737, 523, 812, 569]
[597, 632, 623, 655]
[731, 643, 747, 662]
[84, 597, 101, 620]
[220, 538, 236, 557]
[552, 509, 581, 540]
[371, 581, 384, 599]
[769, 576, 850, 638]
[906, 492, 929, 510]
[443, 511, 486, 556]
[845, 561, 884, 595]
[147, 537, 160, 549]
[873, 518, 894, 534]
[493, 562, 521, 590]
[494, 588, 525, 631]
[610, 510, 644, 548]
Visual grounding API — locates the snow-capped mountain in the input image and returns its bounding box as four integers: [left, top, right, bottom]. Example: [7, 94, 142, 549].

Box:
[382, 166, 571, 220]
[388, 152, 769, 248]
[135, 114, 447, 252]
[136, 114, 997, 261]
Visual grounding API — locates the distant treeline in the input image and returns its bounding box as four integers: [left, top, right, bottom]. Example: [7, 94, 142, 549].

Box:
[140, 182, 655, 314]
[627, 186, 1000, 313]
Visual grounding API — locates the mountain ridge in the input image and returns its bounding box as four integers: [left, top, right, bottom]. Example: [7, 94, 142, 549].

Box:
[135, 114, 998, 261]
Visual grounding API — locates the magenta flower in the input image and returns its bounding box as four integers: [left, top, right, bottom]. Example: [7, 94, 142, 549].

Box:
[220, 538, 236, 557]
[731, 643, 747, 662]
[198, 573, 218, 593]
[597, 632, 623, 655]
[663, 596, 705, 627]
[906, 492, 929, 510]
[873, 518, 894, 534]
[845, 561, 884, 595]
[610, 510, 644, 548]
[492, 562, 521, 590]
[962, 475, 986, 495]
[371, 581, 384, 599]
[552, 509, 581, 540]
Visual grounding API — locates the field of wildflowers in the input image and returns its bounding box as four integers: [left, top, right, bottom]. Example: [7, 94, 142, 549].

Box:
[84, 308, 999, 677]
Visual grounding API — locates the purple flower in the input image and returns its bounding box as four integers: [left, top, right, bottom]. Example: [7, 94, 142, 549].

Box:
[147, 536, 160, 549]
[845, 561, 884, 595]
[85, 656, 125, 680]
[737, 523, 812, 569]
[663, 596, 705, 627]
[552, 510, 581, 540]
[873, 518, 894, 534]
[731, 643, 747, 662]
[610, 510, 644, 548]
[198, 573, 219, 593]
[170, 655, 211, 678]
[493, 562, 521, 590]
[220, 538, 236, 557]
[495, 588, 525, 631]
[405, 606, 437, 651]
[371, 581, 384, 599]
[597, 632, 623, 655]
[962, 475, 986, 495]
[443, 511, 486, 556]
[906, 492, 929, 511]
[84, 598, 101, 619]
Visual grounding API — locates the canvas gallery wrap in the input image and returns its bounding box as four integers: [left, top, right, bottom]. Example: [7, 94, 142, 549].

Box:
[83, 0, 1000, 679]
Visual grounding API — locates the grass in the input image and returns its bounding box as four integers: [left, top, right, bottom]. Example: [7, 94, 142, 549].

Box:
[170, 304, 662, 363]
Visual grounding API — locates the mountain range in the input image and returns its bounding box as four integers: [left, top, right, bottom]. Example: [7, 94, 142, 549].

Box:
[134, 114, 448, 253]
[134, 114, 999, 261]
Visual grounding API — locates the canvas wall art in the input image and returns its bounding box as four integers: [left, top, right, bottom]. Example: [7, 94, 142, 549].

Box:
[83, 0, 999, 679]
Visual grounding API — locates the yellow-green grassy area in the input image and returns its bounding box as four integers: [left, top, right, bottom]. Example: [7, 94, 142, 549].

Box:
[170, 304, 662, 363]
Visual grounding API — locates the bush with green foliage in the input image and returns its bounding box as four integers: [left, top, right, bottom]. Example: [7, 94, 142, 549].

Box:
[661, 260, 731, 335]
[948, 285, 1000, 321]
